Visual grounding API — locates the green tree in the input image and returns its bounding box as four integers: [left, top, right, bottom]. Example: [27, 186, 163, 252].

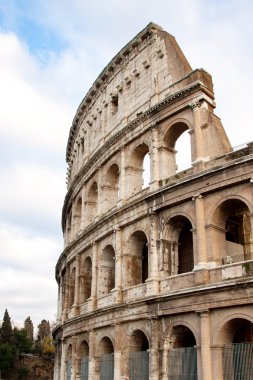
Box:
[0, 342, 16, 377]
[1, 309, 12, 343]
[42, 336, 55, 357]
[18, 367, 29, 379]
[13, 328, 33, 354]
[24, 317, 33, 341]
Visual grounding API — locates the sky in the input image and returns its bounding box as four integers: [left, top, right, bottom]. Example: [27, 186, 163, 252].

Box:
[0, 0, 252, 330]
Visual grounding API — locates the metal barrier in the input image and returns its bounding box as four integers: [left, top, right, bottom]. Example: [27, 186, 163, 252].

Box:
[129, 351, 149, 380]
[81, 356, 89, 380]
[223, 342, 253, 380]
[100, 353, 114, 380]
[168, 347, 197, 380]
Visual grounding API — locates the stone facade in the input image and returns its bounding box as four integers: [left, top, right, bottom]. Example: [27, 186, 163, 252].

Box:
[53, 23, 253, 380]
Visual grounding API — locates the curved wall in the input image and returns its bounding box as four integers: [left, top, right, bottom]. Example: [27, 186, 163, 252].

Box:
[54, 23, 253, 380]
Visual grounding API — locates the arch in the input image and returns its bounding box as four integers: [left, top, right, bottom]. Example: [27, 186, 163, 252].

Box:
[129, 330, 149, 380]
[165, 324, 197, 380]
[98, 337, 114, 380]
[129, 329, 149, 352]
[79, 340, 89, 356]
[98, 245, 115, 297]
[211, 198, 252, 263]
[162, 121, 191, 177]
[80, 257, 92, 303]
[127, 142, 150, 196]
[215, 315, 253, 345]
[162, 215, 194, 276]
[68, 267, 76, 309]
[98, 336, 114, 355]
[86, 181, 98, 223]
[104, 163, 120, 211]
[218, 317, 253, 379]
[127, 230, 149, 287]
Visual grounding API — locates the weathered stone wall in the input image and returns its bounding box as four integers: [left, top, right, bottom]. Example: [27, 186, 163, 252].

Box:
[54, 23, 253, 380]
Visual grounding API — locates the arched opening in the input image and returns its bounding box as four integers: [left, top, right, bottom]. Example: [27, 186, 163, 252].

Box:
[104, 163, 120, 211]
[80, 257, 92, 304]
[98, 245, 115, 297]
[127, 231, 148, 287]
[127, 143, 150, 196]
[178, 220, 194, 274]
[142, 153, 150, 188]
[66, 344, 72, 380]
[79, 341, 89, 380]
[221, 318, 253, 379]
[68, 267, 76, 309]
[212, 199, 252, 264]
[99, 337, 114, 380]
[162, 216, 194, 277]
[163, 122, 190, 178]
[87, 182, 98, 223]
[129, 330, 149, 379]
[175, 129, 191, 172]
[168, 325, 197, 380]
[74, 197, 82, 236]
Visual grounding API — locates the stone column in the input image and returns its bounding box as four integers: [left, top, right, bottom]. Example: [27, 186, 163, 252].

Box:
[60, 339, 67, 380]
[63, 264, 70, 321]
[211, 345, 224, 380]
[199, 310, 213, 380]
[114, 324, 122, 379]
[97, 167, 103, 217]
[89, 242, 98, 311]
[113, 228, 123, 303]
[71, 336, 78, 380]
[146, 212, 160, 296]
[191, 102, 204, 161]
[119, 147, 126, 205]
[89, 329, 99, 380]
[56, 276, 62, 323]
[73, 255, 80, 316]
[81, 186, 86, 230]
[150, 127, 159, 190]
[150, 319, 160, 380]
[193, 195, 208, 266]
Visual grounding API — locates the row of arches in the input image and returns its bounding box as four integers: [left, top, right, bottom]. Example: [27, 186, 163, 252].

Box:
[63, 317, 253, 379]
[62, 197, 253, 314]
[65, 125, 192, 243]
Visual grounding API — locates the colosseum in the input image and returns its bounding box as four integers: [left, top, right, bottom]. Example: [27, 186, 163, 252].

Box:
[53, 23, 253, 380]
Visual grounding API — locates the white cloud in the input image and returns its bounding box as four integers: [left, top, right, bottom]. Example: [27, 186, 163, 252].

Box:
[0, 223, 59, 327]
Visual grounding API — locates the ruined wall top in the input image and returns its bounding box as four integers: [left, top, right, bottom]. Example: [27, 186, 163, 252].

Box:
[66, 22, 197, 181]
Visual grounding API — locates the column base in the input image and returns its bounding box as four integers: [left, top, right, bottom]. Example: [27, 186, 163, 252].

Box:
[145, 278, 160, 296]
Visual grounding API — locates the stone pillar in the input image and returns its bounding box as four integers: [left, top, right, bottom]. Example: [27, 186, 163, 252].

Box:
[71, 336, 78, 380]
[113, 228, 123, 303]
[114, 324, 122, 379]
[89, 329, 99, 380]
[63, 264, 70, 321]
[119, 147, 126, 205]
[150, 127, 160, 190]
[199, 310, 213, 380]
[191, 102, 204, 161]
[81, 186, 86, 230]
[193, 195, 208, 266]
[211, 345, 224, 380]
[97, 167, 103, 216]
[161, 347, 169, 380]
[89, 242, 97, 310]
[146, 212, 160, 296]
[150, 318, 160, 380]
[73, 255, 80, 316]
[60, 339, 67, 380]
